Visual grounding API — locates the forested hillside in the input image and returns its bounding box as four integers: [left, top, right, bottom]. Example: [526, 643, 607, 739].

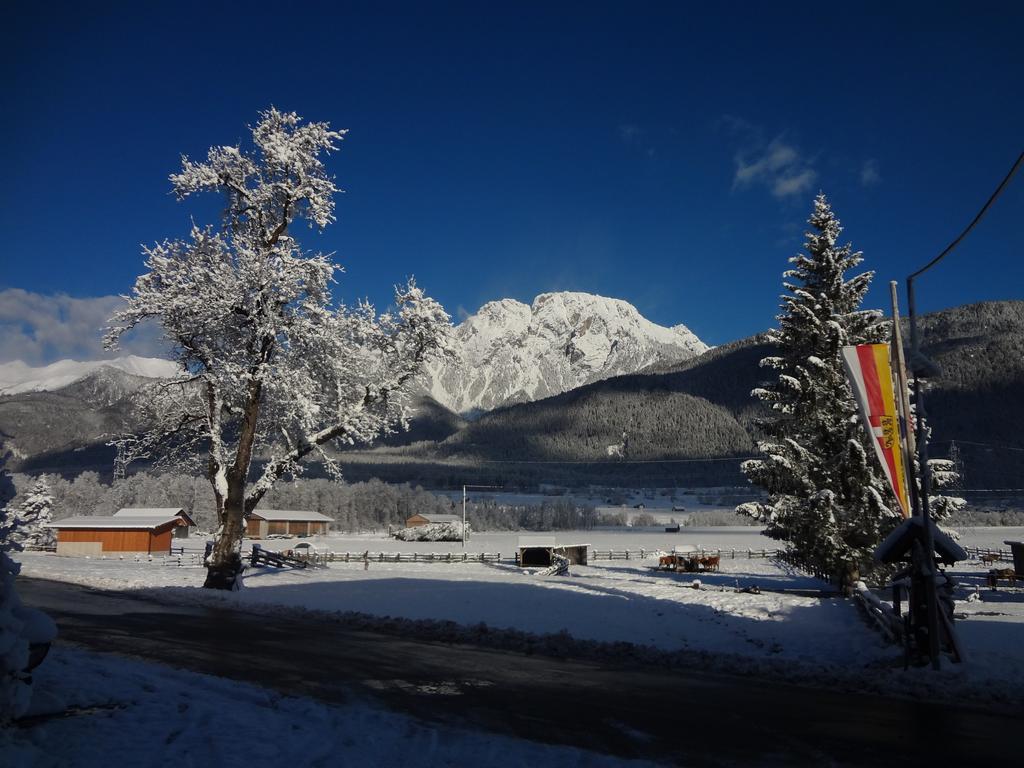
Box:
[430, 301, 1023, 488]
[3, 301, 1020, 490]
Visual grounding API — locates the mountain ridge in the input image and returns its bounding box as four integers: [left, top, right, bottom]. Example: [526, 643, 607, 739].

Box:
[0, 355, 180, 395]
[422, 291, 708, 415]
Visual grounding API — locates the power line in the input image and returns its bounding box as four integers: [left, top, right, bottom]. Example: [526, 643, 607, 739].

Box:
[909, 150, 1024, 280]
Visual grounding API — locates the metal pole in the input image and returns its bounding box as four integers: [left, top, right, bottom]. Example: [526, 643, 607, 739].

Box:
[889, 281, 918, 517]
[907, 277, 942, 670]
[462, 485, 467, 549]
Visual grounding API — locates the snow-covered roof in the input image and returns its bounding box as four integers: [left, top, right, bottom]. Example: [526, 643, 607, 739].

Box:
[247, 509, 333, 522]
[411, 513, 462, 523]
[114, 507, 196, 526]
[875, 517, 968, 564]
[114, 507, 182, 517]
[48, 515, 184, 530]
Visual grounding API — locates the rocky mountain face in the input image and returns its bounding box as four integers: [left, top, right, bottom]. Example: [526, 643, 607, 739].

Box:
[0, 365, 157, 470]
[422, 292, 708, 415]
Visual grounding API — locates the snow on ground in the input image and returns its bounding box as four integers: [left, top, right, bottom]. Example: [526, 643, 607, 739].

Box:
[17, 527, 1024, 706]
[3, 646, 655, 768]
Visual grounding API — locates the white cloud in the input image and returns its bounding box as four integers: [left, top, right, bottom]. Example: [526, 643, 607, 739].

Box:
[861, 158, 881, 186]
[772, 168, 817, 198]
[618, 124, 643, 144]
[732, 136, 817, 199]
[0, 288, 168, 365]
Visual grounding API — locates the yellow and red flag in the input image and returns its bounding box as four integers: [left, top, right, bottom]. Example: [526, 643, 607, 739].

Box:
[841, 344, 910, 517]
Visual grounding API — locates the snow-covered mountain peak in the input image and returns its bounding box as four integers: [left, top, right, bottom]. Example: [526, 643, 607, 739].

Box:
[422, 291, 708, 415]
[0, 356, 181, 395]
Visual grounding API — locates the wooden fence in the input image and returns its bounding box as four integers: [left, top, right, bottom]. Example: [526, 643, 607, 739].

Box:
[962, 546, 1012, 563]
[298, 551, 506, 566]
[590, 548, 780, 561]
[160, 552, 205, 567]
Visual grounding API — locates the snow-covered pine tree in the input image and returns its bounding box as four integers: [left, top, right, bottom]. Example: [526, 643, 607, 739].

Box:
[105, 109, 452, 589]
[10, 478, 55, 550]
[737, 194, 900, 587]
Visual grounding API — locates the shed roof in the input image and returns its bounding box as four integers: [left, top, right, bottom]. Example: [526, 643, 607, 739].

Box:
[875, 516, 967, 564]
[48, 515, 183, 531]
[411, 513, 462, 523]
[247, 509, 333, 522]
[114, 507, 196, 526]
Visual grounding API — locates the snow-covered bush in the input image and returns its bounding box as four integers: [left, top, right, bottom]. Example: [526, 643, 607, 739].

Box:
[393, 522, 466, 542]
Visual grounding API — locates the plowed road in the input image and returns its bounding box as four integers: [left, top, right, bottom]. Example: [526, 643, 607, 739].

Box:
[19, 578, 1018, 766]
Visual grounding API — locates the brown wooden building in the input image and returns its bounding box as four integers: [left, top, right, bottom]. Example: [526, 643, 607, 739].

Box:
[113, 507, 197, 538]
[49, 513, 190, 556]
[405, 513, 462, 528]
[245, 509, 333, 538]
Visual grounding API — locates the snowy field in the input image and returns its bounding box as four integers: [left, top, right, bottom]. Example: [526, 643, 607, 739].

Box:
[18, 526, 1024, 707]
[3, 646, 655, 768]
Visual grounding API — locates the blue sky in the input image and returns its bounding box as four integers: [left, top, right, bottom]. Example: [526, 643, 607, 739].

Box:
[2, 1, 1022, 364]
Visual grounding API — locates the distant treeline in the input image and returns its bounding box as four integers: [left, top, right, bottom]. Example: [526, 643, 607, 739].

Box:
[7, 471, 613, 533]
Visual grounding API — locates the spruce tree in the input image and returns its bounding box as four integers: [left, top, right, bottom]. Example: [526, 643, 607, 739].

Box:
[737, 194, 899, 586]
[11, 478, 55, 550]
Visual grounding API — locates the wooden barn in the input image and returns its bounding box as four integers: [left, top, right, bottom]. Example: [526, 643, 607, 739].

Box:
[405, 513, 462, 528]
[49, 512, 190, 556]
[516, 537, 590, 567]
[113, 507, 197, 538]
[245, 509, 333, 538]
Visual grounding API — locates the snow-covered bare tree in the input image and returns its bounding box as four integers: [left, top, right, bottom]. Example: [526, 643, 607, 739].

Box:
[106, 109, 452, 589]
[9, 478, 55, 550]
[736, 194, 898, 587]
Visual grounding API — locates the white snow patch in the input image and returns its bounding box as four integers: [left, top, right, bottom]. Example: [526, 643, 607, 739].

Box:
[0, 356, 180, 394]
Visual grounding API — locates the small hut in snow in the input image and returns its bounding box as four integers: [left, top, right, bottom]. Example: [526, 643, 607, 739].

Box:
[516, 536, 589, 567]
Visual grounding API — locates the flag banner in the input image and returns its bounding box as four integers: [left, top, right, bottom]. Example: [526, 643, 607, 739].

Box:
[841, 344, 910, 517]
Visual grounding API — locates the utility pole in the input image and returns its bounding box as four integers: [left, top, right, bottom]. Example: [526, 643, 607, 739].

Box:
[902, 150, 1022, 669]
[462, 484, 501, 548]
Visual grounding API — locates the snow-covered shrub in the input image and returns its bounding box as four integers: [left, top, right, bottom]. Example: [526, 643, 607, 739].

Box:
[393, 522, 466, 542]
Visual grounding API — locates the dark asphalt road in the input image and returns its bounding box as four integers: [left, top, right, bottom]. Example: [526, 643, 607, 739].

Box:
[19, 577, 1020, 766]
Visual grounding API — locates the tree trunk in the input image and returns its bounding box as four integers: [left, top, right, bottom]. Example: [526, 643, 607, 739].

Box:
[203, 477, 247, 590]
[204, 377, 263, 590]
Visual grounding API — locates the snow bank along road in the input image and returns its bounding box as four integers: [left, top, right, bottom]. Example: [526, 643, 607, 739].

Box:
[20, 578, 1020, 767]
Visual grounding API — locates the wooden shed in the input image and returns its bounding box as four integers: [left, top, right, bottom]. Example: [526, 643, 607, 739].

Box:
[245, 509, 333, 538]
[405, 513, 462, 528]
[49, 514, 187, 556]
[516, 537, 590, 567]
[113, 507, 196, 538]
